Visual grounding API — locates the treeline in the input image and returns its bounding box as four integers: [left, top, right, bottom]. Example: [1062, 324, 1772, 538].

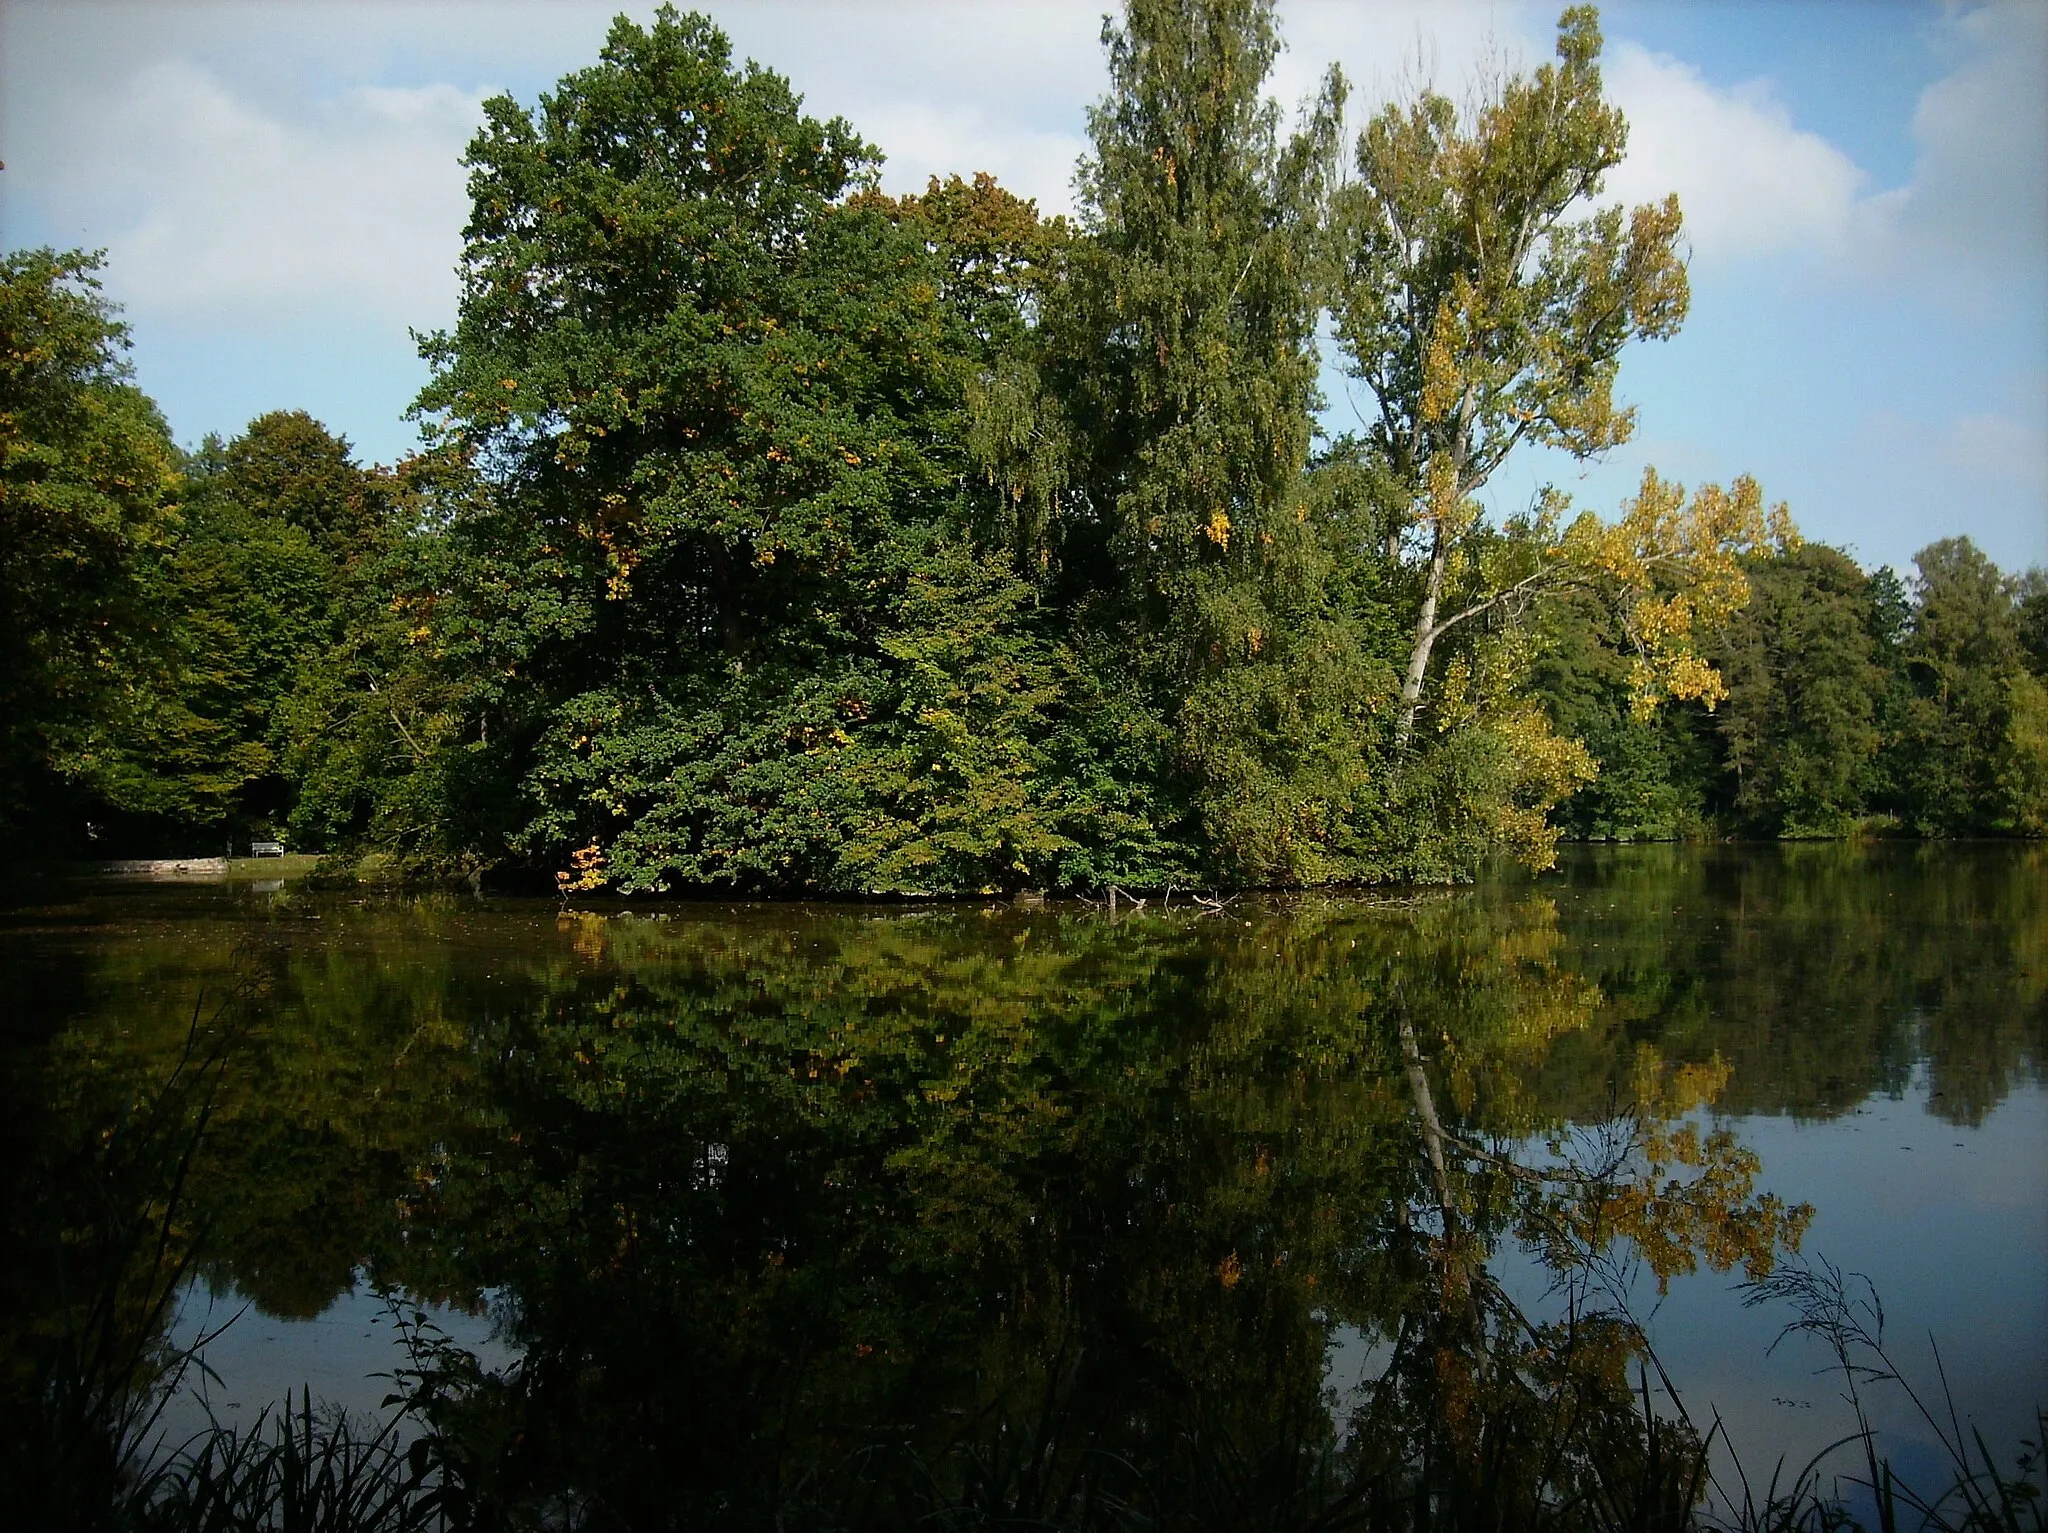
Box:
[1546, 538, 2048, 840]
[3, 2, 2044, 892]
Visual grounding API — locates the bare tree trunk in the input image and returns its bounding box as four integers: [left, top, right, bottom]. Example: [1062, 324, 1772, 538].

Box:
[1399, 1014, 1458, 1234]
[1394, 522, 1448, 750]
[1400, 1012, 1490, 1371]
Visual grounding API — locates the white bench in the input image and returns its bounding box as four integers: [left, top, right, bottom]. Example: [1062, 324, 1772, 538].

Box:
[251, 840, 286, 858]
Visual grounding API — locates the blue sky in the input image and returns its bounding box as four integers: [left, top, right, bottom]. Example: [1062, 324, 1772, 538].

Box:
[3, 0, 2042, 575]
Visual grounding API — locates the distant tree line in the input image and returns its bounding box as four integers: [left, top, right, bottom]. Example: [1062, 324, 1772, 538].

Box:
[3, 3, 2043, 890]
[1544, 537, 2048, 841]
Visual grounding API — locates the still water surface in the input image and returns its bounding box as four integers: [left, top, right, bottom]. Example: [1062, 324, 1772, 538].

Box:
[4, 843, 2042, 1521]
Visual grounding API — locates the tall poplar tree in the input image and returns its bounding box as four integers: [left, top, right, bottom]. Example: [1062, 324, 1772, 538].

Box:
[1314, 7, 1795, 876]
[990, 0, 1378, 882]
[1056, 0, 1342, 614]
[1331, 7, 1696, 747]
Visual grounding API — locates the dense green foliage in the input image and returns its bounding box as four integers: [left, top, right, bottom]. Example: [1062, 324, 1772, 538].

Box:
[2, 3, 2040, 886]
[0, 250, 397, 852]
[0, 251, 181, 835]
[1539, 536, 2048, 842]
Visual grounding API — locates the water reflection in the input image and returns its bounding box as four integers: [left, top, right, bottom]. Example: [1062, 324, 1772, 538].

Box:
[1, 844, 2041, 1526]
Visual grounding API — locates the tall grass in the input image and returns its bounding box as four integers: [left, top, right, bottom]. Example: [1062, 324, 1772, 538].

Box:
[2, 993, 239, 1529]
[1706, 1257, 2045, 1533]
[133, 1389, 447, 1533]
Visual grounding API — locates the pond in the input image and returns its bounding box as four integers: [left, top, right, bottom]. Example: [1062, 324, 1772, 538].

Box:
[3, 844, 2043, 1527]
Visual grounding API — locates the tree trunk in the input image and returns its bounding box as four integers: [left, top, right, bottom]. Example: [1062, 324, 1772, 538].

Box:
[1400, 1012, 1490, 1371]
[1400, 1013, 1458, 1232]
[1395, 522, 1448, 750]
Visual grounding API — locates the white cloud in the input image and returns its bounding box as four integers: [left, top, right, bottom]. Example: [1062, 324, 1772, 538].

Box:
[1602, 44, 1867, 264]
[1597, 4, 2048, 305]
[1862, 0, 2048, 301]
[9, 52, 483, 328]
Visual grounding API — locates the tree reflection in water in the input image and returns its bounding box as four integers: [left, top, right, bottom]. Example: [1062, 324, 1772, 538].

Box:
[2, 849, 2040, 1527]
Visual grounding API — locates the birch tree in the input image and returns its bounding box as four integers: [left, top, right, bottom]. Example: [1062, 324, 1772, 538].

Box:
[1331, 7, 1696, 748]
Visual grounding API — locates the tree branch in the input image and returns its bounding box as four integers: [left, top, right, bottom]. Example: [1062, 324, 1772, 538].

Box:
[365, 676, 429, 764]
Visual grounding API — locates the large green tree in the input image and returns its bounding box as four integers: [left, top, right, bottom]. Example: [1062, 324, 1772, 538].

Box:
[980, 0, 1389, 885]
[1884, 538, 2036, 834]
[1711, 542, 1885, 835]
[0, 249, 181, 845]
[108, 412, 394, 845]
[413, 6, 1108, 893]
[1, 251, 396, 853]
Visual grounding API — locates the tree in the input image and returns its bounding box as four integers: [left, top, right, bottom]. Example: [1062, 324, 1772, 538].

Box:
[1527, 586, 1716, 841]
[0, 248, 181, 844]
[859, 173, 1081, 571]
[412, 7, 1099, 892]
[413, 4, 904, 657]
[856, 172, 1070, 367]
[1886, 538, 2025, 834]
[1330, 6, 1694, 749]
[1711, 542, 1884, 835]
[274, 450, 502, 865]
[98, 412, 397, 846]
[978, 0, 1377, 884]
[1050, 0, 1343, 610]
[1303, 9, 1804, 876]
[1996, 668, 2048, 836]
[2017, 568, 2048, 678]
[2001, 562, 2048, 837]
[1343, 466, 1783, 873]
[211, 409, 389, 561]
